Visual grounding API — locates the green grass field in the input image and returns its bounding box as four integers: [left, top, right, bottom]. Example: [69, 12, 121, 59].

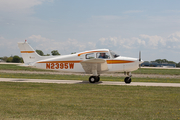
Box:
[0, 82, 180, 120]
[132, 68, 180, 75]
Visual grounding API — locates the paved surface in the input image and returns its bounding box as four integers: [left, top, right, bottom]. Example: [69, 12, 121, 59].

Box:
[1, 78, 180, 87]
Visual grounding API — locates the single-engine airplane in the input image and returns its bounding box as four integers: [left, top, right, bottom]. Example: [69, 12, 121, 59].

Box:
[18, 41, 143, 84]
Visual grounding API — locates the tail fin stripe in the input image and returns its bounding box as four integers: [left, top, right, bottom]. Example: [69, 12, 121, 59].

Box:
[21, 51, 35, 53]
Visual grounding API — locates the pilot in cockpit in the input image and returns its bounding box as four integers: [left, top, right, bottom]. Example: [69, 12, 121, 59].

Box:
[98, 53, 107, 59]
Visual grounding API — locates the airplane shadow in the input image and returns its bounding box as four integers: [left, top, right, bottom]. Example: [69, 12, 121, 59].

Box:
[75, 81, 103, 84]
[11, 79, 27, 81]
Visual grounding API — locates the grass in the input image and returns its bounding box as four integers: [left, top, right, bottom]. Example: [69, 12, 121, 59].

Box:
[132, 68, 180, 75]
[0, 82, 180, 120]
[0, 72, 180, 83]
[0, 64, 180, 119]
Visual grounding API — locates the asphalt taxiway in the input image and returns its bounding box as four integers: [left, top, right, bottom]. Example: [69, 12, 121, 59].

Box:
[0, 78, 180, 87]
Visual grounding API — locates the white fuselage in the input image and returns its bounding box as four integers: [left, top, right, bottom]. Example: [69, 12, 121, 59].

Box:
[33, 50, 140, 74]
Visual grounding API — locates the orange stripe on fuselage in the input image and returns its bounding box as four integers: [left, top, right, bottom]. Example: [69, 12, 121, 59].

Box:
[38, 60, 134, 64]
[78, 51, 108, 56]
[107, 60, 134, 64]
[37, 60, 83, 63]
[21, 51, 35, 53]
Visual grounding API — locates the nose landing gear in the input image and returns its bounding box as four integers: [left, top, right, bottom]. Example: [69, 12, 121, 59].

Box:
[124, 77, 131, 84]
[124, 72, 132, 84]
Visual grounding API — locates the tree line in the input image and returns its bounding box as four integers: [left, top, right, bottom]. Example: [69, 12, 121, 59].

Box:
[0, 56, 24, 63]
[143, 59, 180, 67]
[35, 50, 60, 56]
[0, 50, 61, 63]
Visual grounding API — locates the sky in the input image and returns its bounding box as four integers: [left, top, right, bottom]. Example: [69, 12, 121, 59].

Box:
[0, 0, 180, 62]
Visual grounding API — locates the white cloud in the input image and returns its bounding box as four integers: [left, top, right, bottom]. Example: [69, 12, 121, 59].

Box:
[88, 42, 96, 49]
[99, 37, 119, 48]
[18, 32, 180, 55]
[97, 32, 180, 51]
[109, 37, 118, 46]
[66, 38, 86, 51]
[167, 31, 180, 42]
[132, 37, 146, 46]
[2, 31, 179, 56]
[0, 0, 53, 14]
[98, 36, 146, 49]
[29, 35, 55, 42]
[139, 34, 166, 47]
[99, 37, 106, 45]
[99, 37, 119, 46]
[28, 35, 87, 53]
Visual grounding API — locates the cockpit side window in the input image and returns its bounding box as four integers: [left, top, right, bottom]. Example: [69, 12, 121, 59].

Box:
[86, 53, 95, 59]
[97, 52, 110, 59]
[110, 50, 119, 58]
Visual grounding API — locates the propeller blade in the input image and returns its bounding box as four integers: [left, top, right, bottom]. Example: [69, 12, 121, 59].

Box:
[139, 51, 141, 69]
[139, 51, 141, 61]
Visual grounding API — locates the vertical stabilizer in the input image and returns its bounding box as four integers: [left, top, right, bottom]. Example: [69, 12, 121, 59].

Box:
[18, 41, 41, 64]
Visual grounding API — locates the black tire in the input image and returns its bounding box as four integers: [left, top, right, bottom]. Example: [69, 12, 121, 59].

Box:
[95, 76, 100, 82]
[124, 77, 131, 84]
[89, 76, 96, 83]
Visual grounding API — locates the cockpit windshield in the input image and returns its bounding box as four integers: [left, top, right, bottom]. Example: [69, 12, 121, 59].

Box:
[110, 50, 120, 58]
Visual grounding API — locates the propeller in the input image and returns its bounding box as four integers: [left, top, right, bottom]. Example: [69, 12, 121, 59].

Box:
[139, 51, 142, 69]
[139, 51, 141, 62]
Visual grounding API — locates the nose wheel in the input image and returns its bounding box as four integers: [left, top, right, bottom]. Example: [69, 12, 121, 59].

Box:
[124, 72, 132, 84]
[89, 76, 100, 83]
[124, 77, 131, 84]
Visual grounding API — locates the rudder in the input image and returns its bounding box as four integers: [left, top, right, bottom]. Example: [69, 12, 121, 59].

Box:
[18, 41, 41, 64]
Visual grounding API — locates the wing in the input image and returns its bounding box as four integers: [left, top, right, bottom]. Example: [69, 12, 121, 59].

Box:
[80, 59, 108, 75]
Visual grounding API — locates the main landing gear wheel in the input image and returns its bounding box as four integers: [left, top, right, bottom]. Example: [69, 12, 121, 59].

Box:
[124, 77, 131, 84]
[89, 76, 100, 83]
[96, 76, 100, 82]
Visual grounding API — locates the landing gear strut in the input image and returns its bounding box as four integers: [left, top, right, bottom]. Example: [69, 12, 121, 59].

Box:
[124, 72, 132, 84]
[89, 76, 100, 83]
